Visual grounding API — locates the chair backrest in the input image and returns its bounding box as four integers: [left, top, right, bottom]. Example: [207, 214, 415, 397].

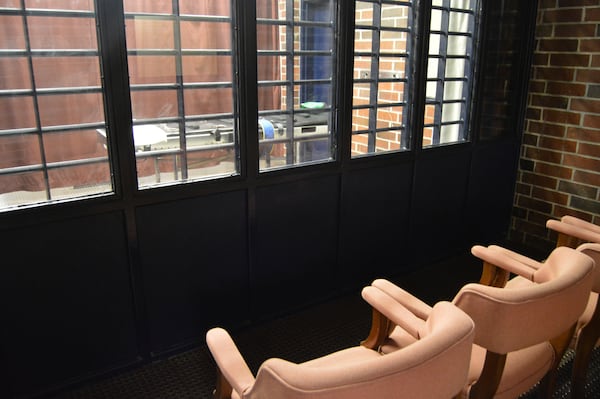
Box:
[244, 301, 474, 399]
[453, 246, 594, 354]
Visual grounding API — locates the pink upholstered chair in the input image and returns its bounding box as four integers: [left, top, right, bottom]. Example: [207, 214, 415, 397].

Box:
[205, 288, 475, 399]
[546, 216, 600, 398]
[370, 245, 595, 399]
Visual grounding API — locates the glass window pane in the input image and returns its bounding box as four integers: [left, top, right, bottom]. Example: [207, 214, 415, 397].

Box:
[355, 29, 374, 53]
[377, 106, 404, 129]
[28, 16, 97, 50]
[351, 130, 404, 156]
[33, 57, 101, 88]
[0, 0, 20, 9]
[0, 97, 36, 130]
[184, 88, 234, 116]
[449, 11, 471, 33]
[379, 56, 407, 79]
[130, 90, 179, 120]
[123, 0, 171, 14]
[0, 4, 112, 211]
[441, 103, 462, 123]
[183, 56, 232, 83]
[123, 0, 238, 188]
[38, 93, 104, 126]
[0, 134, 42, 168]
[451, 0, 472, 10]
[25, 0, 94, 11]
[180, 1, 230, 16]
[257, 0, 336, 171]
[129, 55, 176, 85]
[381, 3, 410, 29]
[180, 21, 231, 49]
[355, 2, 374, 25]
[352, 106, 370, 132]
[258, 84, 284, 112]
[0, 58, 30, 89]
[448, 35, 469, 55]
[443, 81, 464, 100]
[445, 58, 466, 78]
[0, 16, 26, 49]
[380, 30, 409, 54]
[125, 19, 174, 50]
[378, 82, 406, 104]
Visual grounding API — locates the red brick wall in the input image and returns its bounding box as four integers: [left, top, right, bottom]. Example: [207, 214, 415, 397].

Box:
[510, 0, 600, 251]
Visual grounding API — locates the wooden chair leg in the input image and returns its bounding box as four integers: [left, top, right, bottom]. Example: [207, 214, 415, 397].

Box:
[571, 302, 600, 399]
[539, 324, 578, 399]
[468, 351, 507, 399]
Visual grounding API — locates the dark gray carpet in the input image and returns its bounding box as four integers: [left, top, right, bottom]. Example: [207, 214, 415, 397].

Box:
[46, 292, 600, 399]
[45, 251, 600, 398]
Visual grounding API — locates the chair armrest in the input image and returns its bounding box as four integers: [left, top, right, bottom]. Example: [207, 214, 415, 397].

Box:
[547, 219, 600, 248]
[370, 278, 432, 320]
[487, 245, 543, 270]
[471, 245, 539, 283]
[362, 286, 426, 339]
[562, 215, 600, 235]
[360, 281, 432, 350]
[206, 327, 255, 399]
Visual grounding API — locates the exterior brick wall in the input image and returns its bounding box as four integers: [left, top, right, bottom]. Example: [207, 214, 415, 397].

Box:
[509, 0, 600, 251]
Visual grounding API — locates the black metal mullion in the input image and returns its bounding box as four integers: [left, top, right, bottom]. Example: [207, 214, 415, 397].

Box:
[230, 0, 241, 176]
[431, 0, 450, 145]
[285, 0, 295, 165]
[367, 1, 382, 153]
[400, 1, 414, 150]
[94, 0, 149, 361]
[172, 0, 187, 180]
[460, 3, 477, 141]
[19, 0, 51, 200]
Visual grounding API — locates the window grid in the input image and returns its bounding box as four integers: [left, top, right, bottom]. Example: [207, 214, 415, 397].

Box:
[123, 2, 240, 188]
[256, 0, 336, 171]
[351, 0, 413, 157]
[0, 5, 111, 209]
[423, 0, 477, 147]
[0, 1, 484, 212]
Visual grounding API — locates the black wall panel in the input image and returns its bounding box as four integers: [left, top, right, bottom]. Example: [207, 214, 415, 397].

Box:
[410, 149, 472, 264]
[0, 212, 137, 398]
[338, 163, 413, 287]
[466, 140, 519, 245]
[253, 176, 340, 318]
[136, 191, 249, 354]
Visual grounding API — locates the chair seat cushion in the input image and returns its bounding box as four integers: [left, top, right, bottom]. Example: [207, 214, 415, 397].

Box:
[377, 326, 418, 354]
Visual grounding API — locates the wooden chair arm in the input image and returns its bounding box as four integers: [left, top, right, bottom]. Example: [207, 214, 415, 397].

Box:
[360, 307, 392, 350]
[360, 285, 427, 349]
[206, 328, 255, 399]
[213, 368, 233, 399]
[478, 260, 510, 288]
[371, 278, 432, 320]
[472, 245, 540, 285]
[547, 219, 600, 248]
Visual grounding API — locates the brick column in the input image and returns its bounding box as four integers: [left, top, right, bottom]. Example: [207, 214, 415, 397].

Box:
[510, 0, 600, 251]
